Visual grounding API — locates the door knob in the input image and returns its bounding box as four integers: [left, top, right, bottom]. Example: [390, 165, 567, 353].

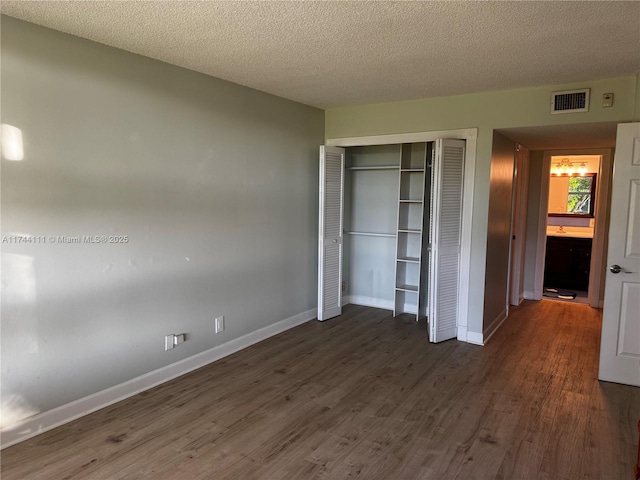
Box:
[609, 264, 631, 274]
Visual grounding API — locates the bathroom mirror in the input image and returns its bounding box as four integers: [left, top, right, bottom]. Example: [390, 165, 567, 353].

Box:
[548, 174, 596, 218]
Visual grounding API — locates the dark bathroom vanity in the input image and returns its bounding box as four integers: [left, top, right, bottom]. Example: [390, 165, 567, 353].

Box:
[544, 236, 592, 292]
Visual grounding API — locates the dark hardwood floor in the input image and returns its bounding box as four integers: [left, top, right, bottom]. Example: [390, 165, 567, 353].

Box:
[2, 300, 639, 479]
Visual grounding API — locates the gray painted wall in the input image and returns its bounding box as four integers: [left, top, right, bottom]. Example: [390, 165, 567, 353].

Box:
[1, 17, 324, 416]
[482, 132, 515, 333]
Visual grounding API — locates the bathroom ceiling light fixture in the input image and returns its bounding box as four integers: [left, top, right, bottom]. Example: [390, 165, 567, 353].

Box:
[578, 162, 587, 175]
[551, 158, 574, 176]
[551, 158, 588, 177]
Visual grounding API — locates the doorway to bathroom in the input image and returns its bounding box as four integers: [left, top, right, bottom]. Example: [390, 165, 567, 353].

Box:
[535, 150, 613, 307]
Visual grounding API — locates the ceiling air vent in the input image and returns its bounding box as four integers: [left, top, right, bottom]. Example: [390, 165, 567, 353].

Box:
[551, 88, 590, 114]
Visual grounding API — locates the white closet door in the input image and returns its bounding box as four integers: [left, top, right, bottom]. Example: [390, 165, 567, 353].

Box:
[429, 139, 466, 342]
[318, 146, 345, 321]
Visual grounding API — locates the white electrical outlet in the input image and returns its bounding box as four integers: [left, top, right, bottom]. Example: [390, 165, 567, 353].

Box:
[174, 333, 186, 345]
[165, 334, 175, 351]
[215, 316, 224, 333]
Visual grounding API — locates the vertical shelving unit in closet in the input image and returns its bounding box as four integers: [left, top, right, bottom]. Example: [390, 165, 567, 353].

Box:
[394, 143, 432, 319]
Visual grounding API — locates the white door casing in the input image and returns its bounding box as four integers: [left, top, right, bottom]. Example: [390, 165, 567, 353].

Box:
[326, 129, 477, 342]
[429, 139, 466, 343]
[598, 123, 640, 386]
[533, 149, 612, 305]
[318, 146, 345, 321]
[509, 145, 529, 307]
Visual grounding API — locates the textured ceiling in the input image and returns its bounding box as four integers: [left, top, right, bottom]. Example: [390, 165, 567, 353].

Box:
[2, 1, 639, 109]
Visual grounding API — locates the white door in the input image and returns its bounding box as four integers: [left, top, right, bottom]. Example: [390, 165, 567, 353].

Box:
[598, 123, 640, 386]
[318, 146, 345, 321]
[429, 139, 465, 342]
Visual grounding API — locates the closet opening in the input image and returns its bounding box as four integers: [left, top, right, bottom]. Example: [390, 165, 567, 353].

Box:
[319, 129, 478, 344]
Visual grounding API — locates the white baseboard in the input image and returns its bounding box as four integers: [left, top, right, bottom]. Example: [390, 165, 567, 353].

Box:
[457, 326, 468, 342]
[347, 295, 420, 315]
[346, 295, 394, 311]
[482, 308, 508, 345]
[523, 290, 535, 300]
[458, 327, 485, 346]
[466, 331, 484, 345]
[343, 295, 418, 315]
[1, 307, 317, 449]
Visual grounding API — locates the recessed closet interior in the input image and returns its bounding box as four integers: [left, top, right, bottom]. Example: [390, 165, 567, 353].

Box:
[319, 139, 466, 343]
[343, 143, 431, 317]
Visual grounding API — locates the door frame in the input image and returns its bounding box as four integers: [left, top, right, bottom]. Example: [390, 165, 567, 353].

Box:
[533, 148, 613, 306]
[326, 128, 477, 343]
[508, 144, 530, 308]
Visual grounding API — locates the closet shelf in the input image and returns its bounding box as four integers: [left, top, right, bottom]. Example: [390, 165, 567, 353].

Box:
[397, 228, 421, 234]
[344, 231, 396, 238]
[347, 165, 399, 171]
[397, 256, 420, 263]
[399, 199, 423, 203]
[396, 284, 419, 292]
[400, 168, 425, 172]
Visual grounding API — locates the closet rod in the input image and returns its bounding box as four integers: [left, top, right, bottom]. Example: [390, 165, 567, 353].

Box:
[344, 231, 396, 238]
[347, 165, 399, 171]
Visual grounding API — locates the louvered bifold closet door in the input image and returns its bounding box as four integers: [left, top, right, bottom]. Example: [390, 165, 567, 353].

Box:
[318, 146, 345, 321]
[429, 139, 465, 342]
